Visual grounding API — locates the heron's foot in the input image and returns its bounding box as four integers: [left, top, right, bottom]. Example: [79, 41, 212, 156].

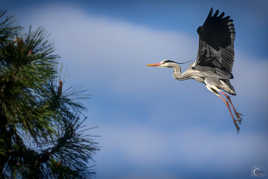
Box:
[235, 112, 243, 124]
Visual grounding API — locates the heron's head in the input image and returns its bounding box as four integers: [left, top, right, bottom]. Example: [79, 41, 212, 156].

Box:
[147, 59, 178, 68]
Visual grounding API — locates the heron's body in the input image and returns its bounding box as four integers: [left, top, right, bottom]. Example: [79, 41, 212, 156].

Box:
[147, 8, 242, 132]
[171, 63, 236, 95]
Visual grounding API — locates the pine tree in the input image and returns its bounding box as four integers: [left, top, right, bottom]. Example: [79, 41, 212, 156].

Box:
[0, 10, 98, 178]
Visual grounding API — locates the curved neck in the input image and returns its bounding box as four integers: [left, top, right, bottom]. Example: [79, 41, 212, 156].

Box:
[172, 64, 188, 80]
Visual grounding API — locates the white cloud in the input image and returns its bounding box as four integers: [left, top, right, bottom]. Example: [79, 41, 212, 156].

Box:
[232, 54, 268, 100]
[96, 123, 268, 170]
[20, 5, 195, 89]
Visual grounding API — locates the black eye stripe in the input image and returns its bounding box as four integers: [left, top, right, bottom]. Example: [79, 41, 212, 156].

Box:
[163, 60, 176, 63]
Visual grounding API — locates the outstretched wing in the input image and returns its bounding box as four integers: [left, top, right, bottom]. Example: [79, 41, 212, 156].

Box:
[192, 8, 235, 76]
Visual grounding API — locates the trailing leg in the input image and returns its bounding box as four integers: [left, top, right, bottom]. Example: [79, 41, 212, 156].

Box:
[217, 94, 240, 132]
[221, 91, 242, 124]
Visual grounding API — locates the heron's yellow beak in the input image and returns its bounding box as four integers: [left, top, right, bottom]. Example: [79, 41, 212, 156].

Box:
[146, 62, 161, 67]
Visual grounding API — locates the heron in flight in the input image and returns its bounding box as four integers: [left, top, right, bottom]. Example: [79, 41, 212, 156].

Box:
[147, 8, 242, 132]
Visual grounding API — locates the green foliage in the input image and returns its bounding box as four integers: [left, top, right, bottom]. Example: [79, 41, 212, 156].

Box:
[0, 10, 98, 178]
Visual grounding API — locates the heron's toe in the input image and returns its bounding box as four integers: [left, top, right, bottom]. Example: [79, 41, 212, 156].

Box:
[235, 112, 243, 123]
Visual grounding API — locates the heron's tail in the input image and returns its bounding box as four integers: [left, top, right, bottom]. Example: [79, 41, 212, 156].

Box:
[220, 79, 236, 96]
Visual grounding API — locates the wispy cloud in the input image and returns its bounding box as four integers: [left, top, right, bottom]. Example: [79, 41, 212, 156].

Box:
[96, 123, 268, 177]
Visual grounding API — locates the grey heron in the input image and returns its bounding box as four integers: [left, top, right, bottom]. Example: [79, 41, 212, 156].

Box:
[147, 8, 242, 132]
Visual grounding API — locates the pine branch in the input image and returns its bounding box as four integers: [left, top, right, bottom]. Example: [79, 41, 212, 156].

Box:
[0, 10, 98, 178]
[0, 10, 21, 42]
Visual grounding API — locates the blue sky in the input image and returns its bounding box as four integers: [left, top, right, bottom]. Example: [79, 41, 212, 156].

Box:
[3, 0, 268, 178]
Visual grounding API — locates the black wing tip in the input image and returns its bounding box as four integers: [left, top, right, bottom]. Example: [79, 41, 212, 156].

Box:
[198, 8, 236, 49]
[214, 9, 220, 17]
[211, 9, 223, 17]
[208, 8, 222, 17]
[210, 9, 234, 22]
[206, 8, 235, 30]
[208, 8, 213, 16]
